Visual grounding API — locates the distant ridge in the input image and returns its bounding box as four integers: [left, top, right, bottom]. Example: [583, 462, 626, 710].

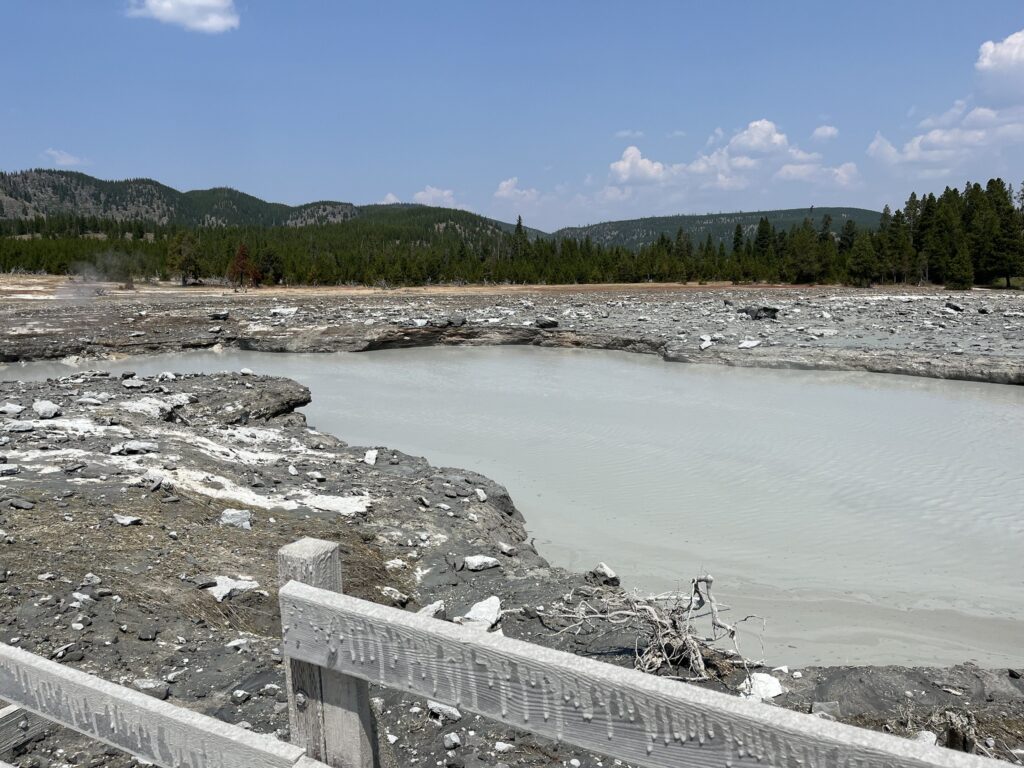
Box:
[0, 169, 358, 228]
[552, 207, 882, 249]
[0, 170, 879, 245]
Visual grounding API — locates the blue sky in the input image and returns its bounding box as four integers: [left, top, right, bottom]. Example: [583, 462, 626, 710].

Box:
[2, 1, 1023, 231]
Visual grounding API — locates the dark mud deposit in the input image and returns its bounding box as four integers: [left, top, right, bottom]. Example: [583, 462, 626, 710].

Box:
[1, 284, 1023, 767]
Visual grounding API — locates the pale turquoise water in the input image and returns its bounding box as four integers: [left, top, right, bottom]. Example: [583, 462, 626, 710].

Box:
[4, 347, 1022, 666]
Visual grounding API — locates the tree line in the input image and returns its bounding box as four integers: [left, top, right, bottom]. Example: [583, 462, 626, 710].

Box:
[1, 178, 1021, 288]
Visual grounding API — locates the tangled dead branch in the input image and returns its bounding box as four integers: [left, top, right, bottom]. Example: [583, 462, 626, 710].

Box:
[542, 573, 763, 682]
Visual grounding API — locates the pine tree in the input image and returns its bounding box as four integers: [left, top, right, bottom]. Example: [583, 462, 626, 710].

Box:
[944, 234, 974, 289]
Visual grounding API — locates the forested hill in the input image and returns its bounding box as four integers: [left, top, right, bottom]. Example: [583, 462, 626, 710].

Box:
[553, 207, 882, 249]
[0, 170, 358, 228]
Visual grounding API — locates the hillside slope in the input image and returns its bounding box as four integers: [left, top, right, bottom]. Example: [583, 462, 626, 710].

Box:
[553, 207, 882, 248]
[0, 169, 357, 227]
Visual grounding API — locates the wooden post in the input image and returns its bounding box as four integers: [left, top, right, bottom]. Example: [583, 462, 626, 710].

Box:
[278, 538, 376, 768]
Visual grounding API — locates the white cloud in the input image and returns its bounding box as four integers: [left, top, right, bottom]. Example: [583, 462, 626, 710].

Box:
[614, 129, 645, 139]
[867, 132, 901, 165]
[43, 148, 84, 167]
[705, 127, 724, 147]
[728, 119, 789, 153]
[379, 192, 400, 204]
[609, 146, 675, 184]
[869, 104, 1024, 168]
[976, 28, 1024, 73]
[127, 0, 240, 34]
[811, 124, 839, 141]
[787, 147, 822, 162]
[493, 177, 539, 204]
[776, 161, 858, 187]
[918, 99, 967, 130]
[666, 129, 687, 138]
[413, 185, 467, 209]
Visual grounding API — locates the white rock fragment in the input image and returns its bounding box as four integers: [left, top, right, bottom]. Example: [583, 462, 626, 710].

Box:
[363, 449, 378, 466]
[738, 339, 761, 349]
[270, 307, 298, 317]
[417, 600, 446, 618]
[474, 488, 487, 502]
[700, 339, 714, 350]
[32, 400, 62, 419]
[443, 733, 461, 749]
[113, 514, 142, 526]
[739, 672, 785, 700]
[206, 576, 260, 602]
[0, 465, 20, 477]
[219, 509, 253, 530]
[463, 555, 501, 572]
[0, 403, 25, 416]
[121, 378, 147, 389]
[494, 742, 515, 753]
[458, 596, 501, 631]
[427, 701, 462, 722]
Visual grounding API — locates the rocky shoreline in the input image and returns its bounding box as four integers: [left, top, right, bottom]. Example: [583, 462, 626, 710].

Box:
[2, 282, 1023, 385]
[1, 282, 1023, 767]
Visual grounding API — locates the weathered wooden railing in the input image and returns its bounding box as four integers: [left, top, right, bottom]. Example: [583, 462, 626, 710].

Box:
[277, 538, 1001, 768]
[0, 537, 1006, 768]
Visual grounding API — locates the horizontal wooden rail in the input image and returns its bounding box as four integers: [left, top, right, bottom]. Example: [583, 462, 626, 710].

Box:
[280, 580, 1000, 768]
[0, 643, 312, 768]
[0, 703, 48, 755]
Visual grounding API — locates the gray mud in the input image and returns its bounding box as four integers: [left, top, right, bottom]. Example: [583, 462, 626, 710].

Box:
[1, 284, 1023, 766]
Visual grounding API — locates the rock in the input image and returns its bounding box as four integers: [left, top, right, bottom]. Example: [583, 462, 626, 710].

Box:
[31, 400, 61, 419]
[739, 305, 779, 321]
[378, 586, 409, 607]
[463, 555, 500, 572]
[121, 378, 147, 389]
[738, 339, 761, 349]
[443, 733, 461, 750]
[739, 673, 785, 700]
[231, 689, 252, 704]
[699, 339, 714, 351]
[459, 596, 501, 631]
[9, 498, 34, 510]
[945, 301, 965, 312]
[0, 464, 20, 477]
[209, 310, 229, 320]
[206, 576, 259, 602]
[110, 440, 159, 455]
[536, 316, 559, 329]
[418, 600, 446, 619]
[914, 731, 938, 745]
[219, 509, 253, 530]
[0, 403, 25, 416]
[586, 562, 620, 587]
[428, 701, 462, 722]
[810, 701, 842, 718]
[494, 742, 515, 753]
[1008, 668, 1022, 680]
[132, 678, 169, 700]
[113, 514, 142, 526]
[363, 449, 378, 466]
[474, 488, 487, 502]
[137, 627, 158, 641]
[270, 307, 298, 317]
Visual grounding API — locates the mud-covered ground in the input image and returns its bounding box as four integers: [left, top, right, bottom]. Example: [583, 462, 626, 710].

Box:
[1, 279, 1022, 767]
[2, 277, 1023, 384]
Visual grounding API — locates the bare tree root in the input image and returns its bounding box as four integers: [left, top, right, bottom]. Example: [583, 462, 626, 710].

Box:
[542, 574, 763, 683]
